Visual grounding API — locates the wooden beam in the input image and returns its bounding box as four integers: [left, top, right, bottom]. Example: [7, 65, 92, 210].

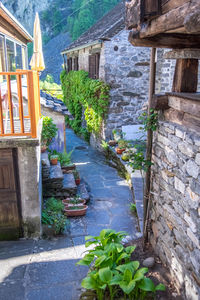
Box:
[126, 0, 141, 30]
[172, 59, 198, 93]
[152, 94, 169, 110]
[164, 49, 200, 59]
[184, 9, 200, 33]
[139, 1, 200, 38]
[168, 95, 200, 118]
[129, 31, 200, 49]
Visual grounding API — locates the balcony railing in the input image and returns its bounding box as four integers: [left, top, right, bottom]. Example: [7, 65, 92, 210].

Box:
[0, 70, 41, 138]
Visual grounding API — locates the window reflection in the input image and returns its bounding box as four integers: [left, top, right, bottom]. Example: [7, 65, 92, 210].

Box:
[16, 44, 22, 69]
[0, 36, 6, 82]
[6, 39, 16, 72]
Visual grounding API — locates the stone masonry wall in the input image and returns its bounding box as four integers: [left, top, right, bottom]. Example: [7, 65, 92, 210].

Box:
[102, 29, 151, 138]
[150, 120, 200, 299]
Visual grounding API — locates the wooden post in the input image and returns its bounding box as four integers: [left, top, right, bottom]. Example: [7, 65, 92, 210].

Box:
[0, 90, 4, 135]
[143, 47, 157, 245]
[16, 74, 25, 134]
[27, 71, 37, 138]
[6, 75, 14, 134]
[172, 58, 198, 93]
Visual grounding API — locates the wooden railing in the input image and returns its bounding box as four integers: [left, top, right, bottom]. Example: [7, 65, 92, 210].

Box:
[0, 70, 41, 138]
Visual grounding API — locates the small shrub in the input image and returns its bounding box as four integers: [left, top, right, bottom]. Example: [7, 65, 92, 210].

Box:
[58, 150, 73, 167]
[42, 116, 58, 146]
[77, 229, 165, 300]
[42, 197, 67, 235]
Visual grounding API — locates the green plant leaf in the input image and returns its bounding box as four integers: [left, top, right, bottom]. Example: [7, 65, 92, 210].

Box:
[155, 283, 166, 291]
[123, 269, 132, 283]
[95, 255, 107, 267]
[138, 277, 155, 292]
[125, 245, 136, 254]
[99, 267, 112, 283]
[81, 276, 96, 290]
[120, 280, 136, 295]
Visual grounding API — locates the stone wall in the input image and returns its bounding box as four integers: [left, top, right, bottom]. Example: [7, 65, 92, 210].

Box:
[149, 119, 200, 299]
[102, 29, 151, 138]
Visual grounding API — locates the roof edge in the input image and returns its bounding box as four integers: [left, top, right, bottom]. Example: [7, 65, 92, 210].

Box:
[0, 2, 33, 42]
[61, 40, 102, 55]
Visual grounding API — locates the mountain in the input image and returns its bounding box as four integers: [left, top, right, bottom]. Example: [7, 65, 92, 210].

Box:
[1, 0, 121, 83]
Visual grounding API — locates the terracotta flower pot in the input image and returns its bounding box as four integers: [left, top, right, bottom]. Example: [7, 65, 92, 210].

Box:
[64, 205, 88, 217]
[41, 145, 47, 153]
[116, 147, 126, 155]
[62, 198, 86, 206]
[75, 178, 81, 185]
[62, 164, 76, 174]
[50, 158, 58, 165]
[108, 140, 117, 147]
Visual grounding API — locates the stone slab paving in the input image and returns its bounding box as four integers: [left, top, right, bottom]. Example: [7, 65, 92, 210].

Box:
[0, 129, 140, 300]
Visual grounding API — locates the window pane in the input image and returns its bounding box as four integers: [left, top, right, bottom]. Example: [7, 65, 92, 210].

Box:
[6, 39, 16, 72]
[0, 36, 6, 82]
[22, 47, 27, 70]
[16, 44, 22, 69]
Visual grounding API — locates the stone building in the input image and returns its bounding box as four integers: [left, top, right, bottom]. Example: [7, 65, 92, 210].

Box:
[61, 1, 151, 141]
[126, 1, 200, 299]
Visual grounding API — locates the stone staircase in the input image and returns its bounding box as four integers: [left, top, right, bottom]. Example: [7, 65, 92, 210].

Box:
[41, 152, 89, 201]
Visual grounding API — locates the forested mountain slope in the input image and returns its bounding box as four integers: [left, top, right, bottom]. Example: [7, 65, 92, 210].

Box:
[1, 0, 121, 82]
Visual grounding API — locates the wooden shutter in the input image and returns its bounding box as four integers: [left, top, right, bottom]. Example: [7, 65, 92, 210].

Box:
[141, 0, 161, 22]
[74, 57, 79, 71]
[67, 57, 72, 72]
[89, 55, 96, 79]
[89, 53, 100, 79]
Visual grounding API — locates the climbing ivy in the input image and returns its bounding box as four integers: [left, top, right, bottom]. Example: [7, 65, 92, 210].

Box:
[60, 70, 110, 140]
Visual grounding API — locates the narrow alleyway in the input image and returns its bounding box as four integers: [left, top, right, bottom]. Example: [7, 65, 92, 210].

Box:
[0, 129, 140, 300]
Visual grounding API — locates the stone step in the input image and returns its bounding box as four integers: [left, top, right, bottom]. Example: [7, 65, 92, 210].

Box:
[77, 181, 90, 203]
[62, 173, 77, 196]
[49, 162, 63, 181]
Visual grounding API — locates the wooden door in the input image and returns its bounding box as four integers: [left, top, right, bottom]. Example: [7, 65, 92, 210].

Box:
[0, 149, 21, 240]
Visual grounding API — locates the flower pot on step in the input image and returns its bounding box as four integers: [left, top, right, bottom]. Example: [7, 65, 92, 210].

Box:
[62, 198, 86, 206]
[108, 140, 117, 147]
[61, 164, 76, 173]
[75, 178, 81, 185]
[116, 147, 125, 155]
[41, 145, 47, 153]
[64, 205, 88, 217]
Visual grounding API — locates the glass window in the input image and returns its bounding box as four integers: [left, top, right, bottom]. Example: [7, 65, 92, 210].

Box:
[16, 44, 22, 70]
[22, 46, 27, 70]
[0, 36, 6, 82]
[6, 39, 16, 72]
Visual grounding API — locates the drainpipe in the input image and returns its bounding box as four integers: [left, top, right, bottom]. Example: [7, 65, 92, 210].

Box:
[143, 48, 157, 246]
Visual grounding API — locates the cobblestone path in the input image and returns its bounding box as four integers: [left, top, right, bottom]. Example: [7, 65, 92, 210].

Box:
[0, 129, 139, 300]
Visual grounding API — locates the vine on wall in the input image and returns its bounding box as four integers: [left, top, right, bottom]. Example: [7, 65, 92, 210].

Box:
[61, 70, 110, 141]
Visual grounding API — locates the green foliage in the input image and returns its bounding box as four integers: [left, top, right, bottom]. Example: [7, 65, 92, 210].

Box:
[77, 229, 165, 299]
[101, 140, 109, 150]
[68, 0, 121, 41]
[42, 197, 67, 234]
[118, 139, 129, 150]
[139, 109, 158, 132]
[61, 70, 110, 138]
[130, 203, 137, 214]
[50, 154, 59, 160]
[40, 75, 63, 100]
[27, 42, 33, 61]
[58, 150, 73, 167]
[41, 116, 58, 146]
[128, 150, 153, 173]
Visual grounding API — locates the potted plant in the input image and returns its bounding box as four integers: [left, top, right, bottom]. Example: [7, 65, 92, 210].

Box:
[41, 116, 58, 147]
[62, 196, 86, 207]
[50, 154, 59, 165]
[108, 140, 117, 147]
[115, 139, 128, 155]
[41, 141, 47, 153]
[73, 170, 81, 185]
[59, 151, 76, 173]
[112, 129, 122, 142]
[64, 204, 88, 217]
[42, 197, 68, 236]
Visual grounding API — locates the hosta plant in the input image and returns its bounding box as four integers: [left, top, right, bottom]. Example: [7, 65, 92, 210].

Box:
[77, 229, 165, 300]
